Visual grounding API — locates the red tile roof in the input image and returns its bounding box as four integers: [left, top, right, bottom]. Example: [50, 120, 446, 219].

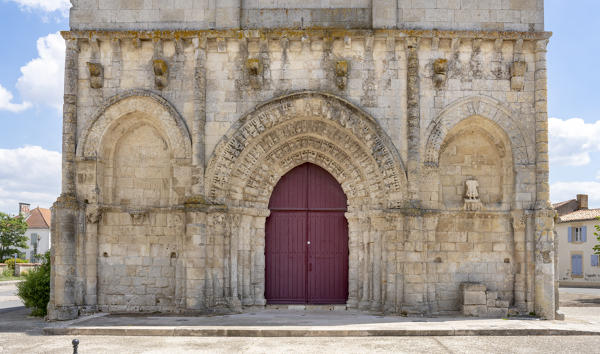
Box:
[25, 207, 51, 229]
[558, 208, 600, 223]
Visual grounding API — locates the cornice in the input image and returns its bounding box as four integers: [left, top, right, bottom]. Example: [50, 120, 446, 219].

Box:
[62, 28, 552, 42]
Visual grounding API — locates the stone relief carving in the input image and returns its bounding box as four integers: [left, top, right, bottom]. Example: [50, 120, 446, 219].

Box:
[85, 204, 102, 224]
[335, 60, 348, 90]
[510, 61, 526, 91]
[153, 59, 168, 89]
[245, 58, 263, 89]
[433, 58, 447, 88]
[464, 178, 483, 211]
[86, 62, 103, 89]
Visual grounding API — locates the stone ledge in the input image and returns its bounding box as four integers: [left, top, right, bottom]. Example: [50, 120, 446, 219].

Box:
[43, 326, 600, 337]
[61, 28, 552, 41]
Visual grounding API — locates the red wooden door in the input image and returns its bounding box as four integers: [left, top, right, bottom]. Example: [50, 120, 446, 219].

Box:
[265, 163, 348, 304]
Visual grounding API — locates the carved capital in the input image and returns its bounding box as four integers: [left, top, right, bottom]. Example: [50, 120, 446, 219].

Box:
[85, 204, 102, 224]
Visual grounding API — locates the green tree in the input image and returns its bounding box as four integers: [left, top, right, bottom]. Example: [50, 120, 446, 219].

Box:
[594, 217, 600, 255]
[0, 212, 28, 260]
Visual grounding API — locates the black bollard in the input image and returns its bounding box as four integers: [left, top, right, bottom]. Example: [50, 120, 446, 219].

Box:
[72, 339, 79, 354]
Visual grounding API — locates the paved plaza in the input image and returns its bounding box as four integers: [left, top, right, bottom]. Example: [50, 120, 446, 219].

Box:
[1, 283, 600, 352]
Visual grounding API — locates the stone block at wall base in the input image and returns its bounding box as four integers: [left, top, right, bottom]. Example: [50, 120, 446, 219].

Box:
[47, 304, 79, 321]
[461, 305, 487, 317]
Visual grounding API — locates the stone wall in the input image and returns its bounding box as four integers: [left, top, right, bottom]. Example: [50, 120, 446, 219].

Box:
[49, 2, 555, 321]
[69, 0, 543, 31]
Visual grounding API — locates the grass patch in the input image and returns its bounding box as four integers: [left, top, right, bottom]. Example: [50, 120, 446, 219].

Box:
[0, 269, 21, 281]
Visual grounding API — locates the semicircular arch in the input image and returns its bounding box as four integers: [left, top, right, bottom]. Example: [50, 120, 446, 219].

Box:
[424, 95, 532, 167]
[76, 89, 192, 160]
[205, 91, 407, 210]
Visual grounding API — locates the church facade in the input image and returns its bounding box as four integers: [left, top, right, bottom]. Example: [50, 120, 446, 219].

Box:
[49, 0, 557, 320]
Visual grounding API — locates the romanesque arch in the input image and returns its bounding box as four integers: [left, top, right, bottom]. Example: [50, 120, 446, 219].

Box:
[76, 89, 192, 160]
[205, 91, 407, 210]
[423, 95, 532, 167]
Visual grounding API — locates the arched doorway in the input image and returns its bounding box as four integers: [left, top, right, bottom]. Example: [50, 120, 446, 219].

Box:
[265, 163, 348, 304]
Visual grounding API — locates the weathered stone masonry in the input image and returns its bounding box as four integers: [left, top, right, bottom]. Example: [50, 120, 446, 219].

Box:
[49, 1, 556, 320]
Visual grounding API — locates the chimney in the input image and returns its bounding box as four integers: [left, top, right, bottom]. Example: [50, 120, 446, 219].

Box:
[576, 194, 588, 210]
[18, 202, 30, 216]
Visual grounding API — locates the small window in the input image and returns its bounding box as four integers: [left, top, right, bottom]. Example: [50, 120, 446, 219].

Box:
[592, 255, 600, 267]
[573, 227, 583, 242]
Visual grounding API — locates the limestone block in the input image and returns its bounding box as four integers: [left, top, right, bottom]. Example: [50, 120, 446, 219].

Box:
[486, 307, 508, 317]
[463, 291, 487, 305]
[462, 305, 487, 317]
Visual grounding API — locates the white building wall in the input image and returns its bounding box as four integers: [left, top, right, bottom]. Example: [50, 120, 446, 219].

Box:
[557, 220, 600, 286]
[20, 228, 51, 262]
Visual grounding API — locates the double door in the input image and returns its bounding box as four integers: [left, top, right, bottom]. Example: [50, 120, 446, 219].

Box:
[265, 163, 348, 304]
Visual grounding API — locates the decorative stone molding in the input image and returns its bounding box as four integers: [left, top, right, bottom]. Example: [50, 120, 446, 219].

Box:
[335, 60, 348, 90]
[127, 209, 148, 225]
[153, 59, 169, 89]
[510, 61, 526, 91]
[432, 58, 447, 88]
[205, 91, 407, 209]
[424, 95, 532, 167]
[86, 62, 103, 89]
[77, 90, 192, 160]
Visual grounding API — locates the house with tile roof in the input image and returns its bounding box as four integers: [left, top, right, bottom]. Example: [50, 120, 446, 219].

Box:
[18, 203, 51, 262]
[554, 194, 600, 286]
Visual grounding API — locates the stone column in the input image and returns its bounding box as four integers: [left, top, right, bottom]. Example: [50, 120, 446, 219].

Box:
[534, 39, 551, 210]
[48, 36, 81, 320]
[406, 37, 421, 205]
[511, 210, 527, 312]
[346, 213, 360, 308]
[532, 39, 555, 319]
[47, 195, 81, 320]
[191, 36, 207, 197]
[61, 37, 79, 195]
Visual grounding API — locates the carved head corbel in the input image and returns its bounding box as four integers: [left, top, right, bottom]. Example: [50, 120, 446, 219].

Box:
[87, 62, 104, 89]
[153, 59, 169, 89]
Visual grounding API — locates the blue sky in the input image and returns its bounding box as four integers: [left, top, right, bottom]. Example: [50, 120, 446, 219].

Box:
[0, 0, 599, 214]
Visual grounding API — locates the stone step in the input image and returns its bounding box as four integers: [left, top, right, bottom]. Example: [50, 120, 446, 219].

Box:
[265, 304, 348, 311]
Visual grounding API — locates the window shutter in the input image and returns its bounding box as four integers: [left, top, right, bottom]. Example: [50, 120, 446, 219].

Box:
[582, 226, 587, 242]
[568, 227, 572, 243]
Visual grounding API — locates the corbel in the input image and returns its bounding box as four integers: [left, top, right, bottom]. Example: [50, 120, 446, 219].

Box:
[335, 60, 348, 90]
[246, 58, 263, 89]
[86, 62, 104, 89]
[153, 59, 169, 89]
[433, 58, 448, 89]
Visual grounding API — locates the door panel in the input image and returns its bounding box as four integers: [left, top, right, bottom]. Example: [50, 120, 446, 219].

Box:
[265, 163, 348, 304]
[572, 254, 583, 276]
[265, 211, 307, 303]
[308, 211, 348, 303]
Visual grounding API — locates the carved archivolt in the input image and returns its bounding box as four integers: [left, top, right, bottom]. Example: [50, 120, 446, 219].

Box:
[424, 95, 532, 166]
[76, 89, 192, 160]
[205, 91, 407, 209]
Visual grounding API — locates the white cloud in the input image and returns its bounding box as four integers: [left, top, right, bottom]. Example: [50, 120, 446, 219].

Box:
[0, 84, 31, 112]
[7, 0, 71, 16]
[549, 117, 600, 167]
[551, 181, 600, 208]
[16, 32, 65, 111]
[0, 146, 61, 215]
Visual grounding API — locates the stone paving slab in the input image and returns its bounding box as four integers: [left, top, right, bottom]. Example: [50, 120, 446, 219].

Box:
[43, 308, 600, 337]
